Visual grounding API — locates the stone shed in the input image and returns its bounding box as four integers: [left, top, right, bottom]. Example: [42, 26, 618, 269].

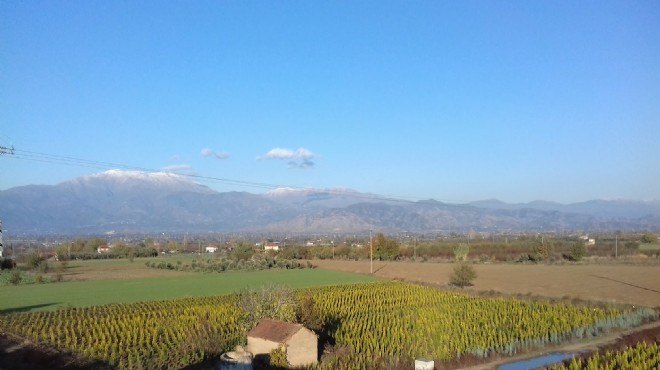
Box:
[246, 319, 318, 367]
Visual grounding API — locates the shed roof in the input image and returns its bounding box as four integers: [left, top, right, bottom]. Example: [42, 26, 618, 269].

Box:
[247, 319, 305, 343]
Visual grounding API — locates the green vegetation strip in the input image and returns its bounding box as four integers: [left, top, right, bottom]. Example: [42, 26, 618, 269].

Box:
[0, 269, 378, 313]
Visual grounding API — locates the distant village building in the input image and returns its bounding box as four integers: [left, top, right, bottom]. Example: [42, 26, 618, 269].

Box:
[264, 242, 281, 251]
[580, 235, 596, 246]
[205, 246, 218, 253]
[246, 319, 318, 367]
[97, 244, 110, 254]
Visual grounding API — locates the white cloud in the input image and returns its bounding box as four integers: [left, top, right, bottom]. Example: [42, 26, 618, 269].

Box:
[258, 148, 295, 160]
[201, 148, 230, 160]
[258, 147, 316, 169]
[201, 148, 214, 157]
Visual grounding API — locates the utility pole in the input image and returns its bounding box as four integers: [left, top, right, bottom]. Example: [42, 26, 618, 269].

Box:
[615, 234, 618, 258]
[413, 236, 416, 261]
[615, 231, 620, 258]
[0, 220, 4, 258]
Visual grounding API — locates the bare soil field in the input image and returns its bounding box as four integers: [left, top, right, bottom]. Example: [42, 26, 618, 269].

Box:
[312, 260, 660, 307]
[59, 259, 194, 281]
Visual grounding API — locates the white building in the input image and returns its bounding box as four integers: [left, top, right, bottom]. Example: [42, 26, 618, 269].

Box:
[264, 242, 281, 251]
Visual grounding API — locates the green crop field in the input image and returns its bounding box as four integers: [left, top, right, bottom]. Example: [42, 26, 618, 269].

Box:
[0, 267, 378, 313]
[1, 281, 656, 370]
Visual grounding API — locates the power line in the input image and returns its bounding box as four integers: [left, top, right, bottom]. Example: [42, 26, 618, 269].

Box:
[0, 146, 15, 156]
[3, 146, 434, 204]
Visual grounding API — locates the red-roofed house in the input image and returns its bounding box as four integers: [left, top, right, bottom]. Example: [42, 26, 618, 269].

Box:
[246, 319, 317, 366]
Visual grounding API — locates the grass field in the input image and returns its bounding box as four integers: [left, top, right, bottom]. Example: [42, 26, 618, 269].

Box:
[0, 259, 378, 313]
[312, 260, 660, 307]
[639, 242, 660, 251]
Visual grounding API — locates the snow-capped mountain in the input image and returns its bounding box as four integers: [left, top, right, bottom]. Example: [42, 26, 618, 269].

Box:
[0, 170, 659, 235]
[64, 170, 215, 195]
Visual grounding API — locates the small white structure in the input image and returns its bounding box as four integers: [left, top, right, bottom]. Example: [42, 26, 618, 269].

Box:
[415, 358, 435, 370]
[219, 346, 253, 370]
[264, 242, 280, 251]
[205, 246, 218, 253]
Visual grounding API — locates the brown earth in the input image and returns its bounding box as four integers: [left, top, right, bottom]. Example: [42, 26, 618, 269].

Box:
[57, 259, 194, 282]
[311, 260, 660, 307]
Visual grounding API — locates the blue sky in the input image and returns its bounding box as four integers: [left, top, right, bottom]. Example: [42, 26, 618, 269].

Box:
[1, 1, 659, 203]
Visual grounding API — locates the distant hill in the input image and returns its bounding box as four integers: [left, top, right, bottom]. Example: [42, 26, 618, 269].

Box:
[1, 170, 658, 235]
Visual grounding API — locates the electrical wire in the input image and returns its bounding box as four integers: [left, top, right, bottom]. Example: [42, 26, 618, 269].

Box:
[4, 147, 436, 204]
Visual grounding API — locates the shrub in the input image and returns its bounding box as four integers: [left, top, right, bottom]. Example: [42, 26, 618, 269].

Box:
[570, 241, 586, 261]
[641, 233, 658, 243]
[449, 262, 477, 288]
[9, 270, 22, 285]
[25, 252, 45, 269]
[534, 240, 553, 261]
[453, 243, 470, 261]
[230, 243, 254, 261]
[269, 346, 288, 368]
[296, 293, 324, 332]
[624, 241, 639, 249]
[1, 258, 16, 270]
[237, 285, 296, 331]
[37, 260, 50, 273]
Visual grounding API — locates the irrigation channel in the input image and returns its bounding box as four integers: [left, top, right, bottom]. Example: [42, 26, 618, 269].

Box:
[498, 353, 576, 369]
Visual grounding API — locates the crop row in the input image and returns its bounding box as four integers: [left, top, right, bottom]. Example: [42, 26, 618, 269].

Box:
[0, 296, 243, 369]
[1, 282, 656, 370]
[304, 282, 657, 369]
[548, 341, 659, 370]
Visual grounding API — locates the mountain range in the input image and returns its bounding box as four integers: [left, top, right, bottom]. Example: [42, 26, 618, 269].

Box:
[1, 170, 659, 235]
